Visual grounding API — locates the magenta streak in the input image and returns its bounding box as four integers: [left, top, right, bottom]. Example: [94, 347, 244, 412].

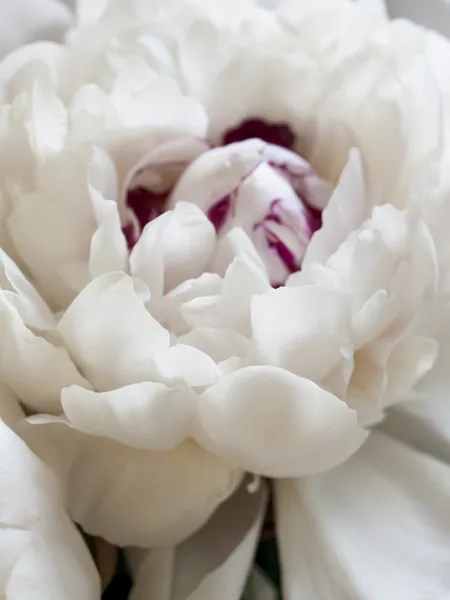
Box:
[206, 161, 262, 232]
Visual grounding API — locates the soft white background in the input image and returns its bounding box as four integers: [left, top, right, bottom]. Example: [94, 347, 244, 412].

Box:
[2, 0, 450, 58]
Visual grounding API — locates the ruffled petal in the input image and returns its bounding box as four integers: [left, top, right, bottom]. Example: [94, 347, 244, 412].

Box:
[0, 298, 89, 413]
[127, 477, 267, 600]
[276, 431, 450, 600]
[195, 365, 368, 477]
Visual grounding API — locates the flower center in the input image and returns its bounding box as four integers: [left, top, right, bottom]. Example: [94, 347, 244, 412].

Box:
[124, 119, 332, 285]
[222, 118, 296, 150]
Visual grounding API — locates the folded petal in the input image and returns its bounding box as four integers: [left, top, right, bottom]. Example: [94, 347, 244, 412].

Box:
[276, 431, 450, 600]
[195, 366, 368, 477]
[128, 477, 267, 600]
[58, 272, 170, 391]
[0, 298, 89, 412]
[0, 248, 55, 330]
[0, 419, 100, 600]
[62, 382, 196, 450]
[24, 419, 242, 547]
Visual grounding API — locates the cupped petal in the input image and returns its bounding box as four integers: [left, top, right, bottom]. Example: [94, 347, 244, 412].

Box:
[276, 431, 450, 600]
[61, 382, 196, 451]
[0, 419, 100, 600]
[131, 202, 216, 294]
[194, 365, 368, 477]
[0, 297, 89, 413]
[251, 285, 351, 381]
[127, 477, 267, 600]
[58, 272, 170, 391]
[24, 418, 242, 547]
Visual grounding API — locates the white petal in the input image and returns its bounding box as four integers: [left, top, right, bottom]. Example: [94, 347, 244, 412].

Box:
[301, 148, 369, 270]
[0, 247, 55, 330]
[195, 366, 368, 477]
[179, 328, 249, 363]
[62, 382, 196, 450]
[25, 419, 242, 547]
[159, 202, 216, 292]
[151, 344, 219, 388]
[130, 213, 171, 298]
[0, 298, 89, 413]
[252, 285, 351, 381]
[276, 431, 450, 600]
[0, 0, 71, 59]
[209, 227, 265, 277]
[0, 419, 100, 600]
[182, 256, 270, 336]
[128, 477, 267, 600]
[382, 336, 450, 464]
[58, 272, 170, 391]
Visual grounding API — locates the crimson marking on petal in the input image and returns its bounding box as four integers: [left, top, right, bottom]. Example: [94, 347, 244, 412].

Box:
[223, 118, 296, 150]
[122, 222, 138, 250]
[266, 229, 299, 275]
[206, 161, 263, 233]
[207, 196, 232, 231]
[126, 186, 169, 233]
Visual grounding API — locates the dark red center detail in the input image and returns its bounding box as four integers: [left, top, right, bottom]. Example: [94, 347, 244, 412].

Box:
[127, 187, 169, 234]
[222, 119, 296, 150]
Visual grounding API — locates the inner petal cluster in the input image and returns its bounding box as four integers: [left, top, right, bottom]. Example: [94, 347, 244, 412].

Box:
[124, 119, 333, 285]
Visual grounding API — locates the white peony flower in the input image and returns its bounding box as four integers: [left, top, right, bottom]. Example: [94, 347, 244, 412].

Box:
[1, 0, 450, 597]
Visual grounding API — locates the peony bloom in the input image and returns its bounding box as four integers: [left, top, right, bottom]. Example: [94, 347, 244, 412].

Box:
[1, 0, 450, 598]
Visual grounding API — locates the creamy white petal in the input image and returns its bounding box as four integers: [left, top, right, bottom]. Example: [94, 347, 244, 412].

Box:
[0, 247, 55, 330]
[24, 418, 242, 547]
[251, 285, 351, 381]
[0, 418, 100, 600]
[195, 365, 368, 477]
[128, 477, 267, 600]
[182, 256, 270, 336]
[58, 272, 170, 391]
[62, 382, 196, 450]
[0, 298, 89, 412]
[301, 148, 368, 270]
[276, 431, 450, 600]
[382, 336, 450, 463]
[131, 203, 216, 294]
